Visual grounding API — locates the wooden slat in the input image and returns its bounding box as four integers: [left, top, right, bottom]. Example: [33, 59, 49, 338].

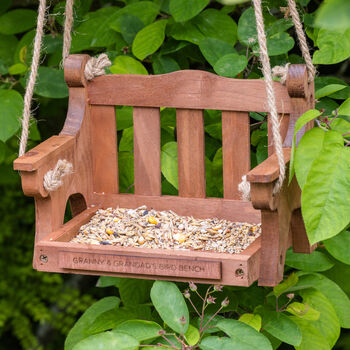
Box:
[91, 105, 118, 193]
[222, 111, 250, 199]
[93, 193, 261, 223]
[177, 109, 206, 198]
[35, 237, 261, 286]
[133, 107, 161, 195]
[87, 71, 293, 113]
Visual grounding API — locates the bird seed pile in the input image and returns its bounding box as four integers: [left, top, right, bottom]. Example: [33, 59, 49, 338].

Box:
[71, 206, 261, 254]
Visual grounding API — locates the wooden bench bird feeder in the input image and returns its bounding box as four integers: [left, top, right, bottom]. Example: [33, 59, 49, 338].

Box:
[14, 54, 315, 287]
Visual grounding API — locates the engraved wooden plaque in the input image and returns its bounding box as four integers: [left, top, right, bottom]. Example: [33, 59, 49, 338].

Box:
[59, 251, 222, 280]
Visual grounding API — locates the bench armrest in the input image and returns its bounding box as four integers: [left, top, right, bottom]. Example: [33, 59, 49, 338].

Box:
[13, 135, 75, 197]
[246, 148, 291, 184]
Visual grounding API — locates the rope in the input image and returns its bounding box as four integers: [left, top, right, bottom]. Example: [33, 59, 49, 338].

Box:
[253, 0, 285, 194]
[272, 63, 290, 84]
[19, 0, 47, 157]
[84, 54, 112, 80]
[62, 0, 74, 64]
[288, 0, 316, 82]
[19, 0, 111, 193]
[43, 159, 73, 192]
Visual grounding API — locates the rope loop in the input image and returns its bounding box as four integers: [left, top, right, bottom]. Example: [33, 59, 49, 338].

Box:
[43, 159, 73, 192]
[84, 54, 112, 81]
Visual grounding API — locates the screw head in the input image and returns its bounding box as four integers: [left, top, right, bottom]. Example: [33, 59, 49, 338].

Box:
[40, 254, 48, 263]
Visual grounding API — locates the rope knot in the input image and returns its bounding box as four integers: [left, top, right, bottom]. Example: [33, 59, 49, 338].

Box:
[84, 54, 111, 81]
[43, 159, 73, 192]
[272, 63, 290, 85]
[238, 176, 251, 201]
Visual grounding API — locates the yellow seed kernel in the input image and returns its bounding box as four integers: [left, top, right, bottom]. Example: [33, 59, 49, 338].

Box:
[113, 218, 119, 222]
[173, 233, 186, 243]
[106, 229, 114, 235]
[148, 216, 158, 225]
[138, 236, 145, 244]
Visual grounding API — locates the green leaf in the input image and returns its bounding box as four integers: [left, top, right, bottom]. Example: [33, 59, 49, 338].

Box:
[0, 0, 11, 15]
[0, 141, 6, 163]
[119, 279, 152, 305]
[65, 297, 120, 350]
[200, 336, 237, 350]
[194, 9, 237, 45]
[118, 151, 134, 192]
[331, 118, 350, 135]
[109, 2, 160, 32]
[71, 8, 120, 52]
[119, 14, 144, 44]
[295, 273, 350, 328]
[294, 128, 325, 189]
[301, 132, 350, 243]
[238, 314, 262, 331]
[214, 53, 248, 77]
[184, 324, 200, 346]
[273, 273, 299, 297]
[87, 306, 148, 334]
[315, 0, 350, 31]
[161, 142, 178, 189]
[73, 332, 139, 350]
[289, 108, 321, 183]
[117, 106, 133, 130]
[0, 9, 36, 34]
[339, 98, 350, 116]
[313, 29, 350, 64]
[114, 320, 162, 342]
[132, 20, 167, 60]
[285, 248, 334, 272]
[110, 56, 148, 75]
[22, 67, 68, 99]
[256, 137, 268, 164]
[267, 18, 293, 36]
[96, 276, 122, 288]
[285, 302, 320, 321]
[238, 8, 257, 46]
[299, 289, 340, 348]
[315, 84, 347, 99]
[290, 316, 331, 350]
[199, 38, 235, 66]
[315, 76, 350, 100]
[169, 0, 210, 22]
[266, 32, 294, 56]
[255, 308, 302, 346]
[150, 281, 189, 334]
[169, 9, 237, 45]
[217, 319, 272, 350]
[324, 230, 350, 264]
[152, 56, 180, 74]
[14, 30, 34, 65]
[119, 127, 134, 152]
[8, 63, 27, 75]
[0, 33, 18, 66]
[0, 90, 23, 142]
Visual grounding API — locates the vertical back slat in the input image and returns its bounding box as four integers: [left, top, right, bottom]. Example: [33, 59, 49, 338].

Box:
[91, 105, 118, 193]
[177, 109, 206, 198]
[133, 107, 161, 195]
[222, 111, 250, 199]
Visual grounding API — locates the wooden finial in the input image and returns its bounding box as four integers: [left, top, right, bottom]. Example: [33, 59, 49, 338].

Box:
[64, 54, 90, 87]
[286, 64, 309, 98]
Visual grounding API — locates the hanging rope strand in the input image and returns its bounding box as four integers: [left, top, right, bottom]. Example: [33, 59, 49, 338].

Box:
[252, 0, 285, 194]
[62, 0, 74, 64]
[288, 0, 316, 82]
[19, 0, 47, 157]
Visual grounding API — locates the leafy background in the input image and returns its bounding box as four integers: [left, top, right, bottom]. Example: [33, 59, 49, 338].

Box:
[0, 0, 349, 349]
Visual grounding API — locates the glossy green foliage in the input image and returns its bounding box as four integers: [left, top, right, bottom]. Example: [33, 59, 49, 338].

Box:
[0, 1, 349, 349]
